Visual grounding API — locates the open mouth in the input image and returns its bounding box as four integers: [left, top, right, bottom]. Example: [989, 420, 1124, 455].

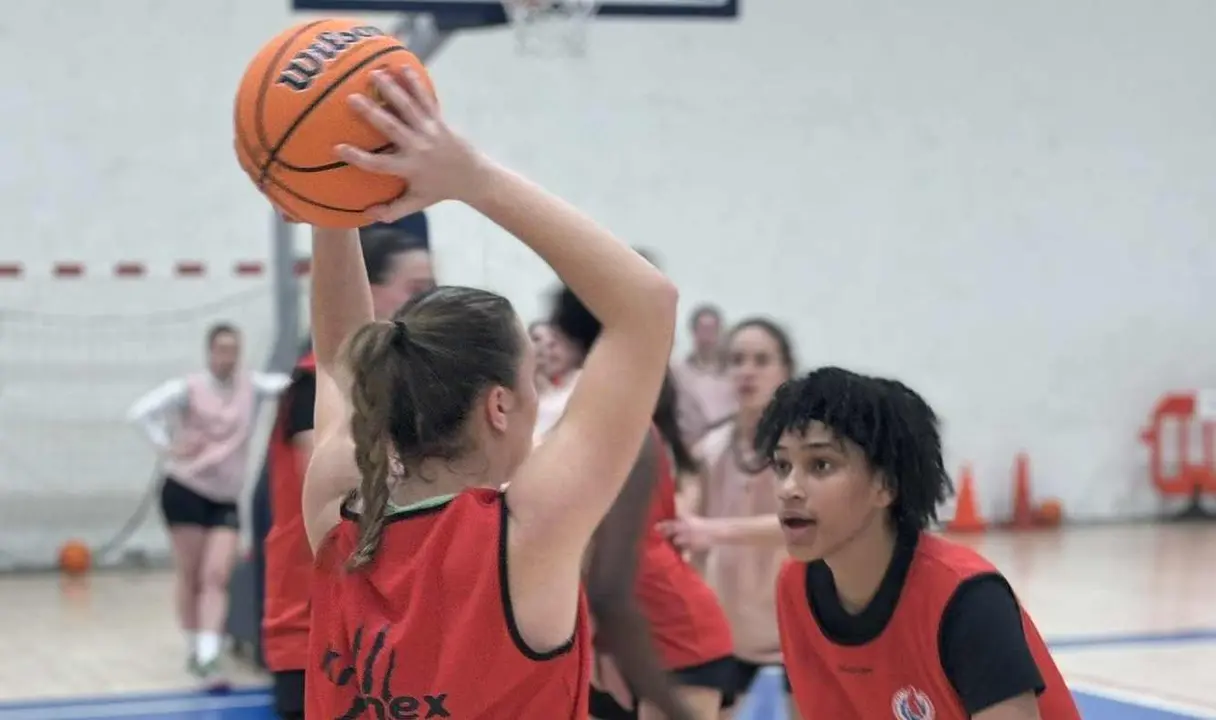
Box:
[780, 516, 815, 529]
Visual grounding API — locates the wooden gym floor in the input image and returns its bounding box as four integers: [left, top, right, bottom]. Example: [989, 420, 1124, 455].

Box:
[0, 524, 1213, 720]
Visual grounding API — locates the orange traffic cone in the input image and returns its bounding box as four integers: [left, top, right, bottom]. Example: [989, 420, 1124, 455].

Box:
[1010, 452, 1034, 530]
[947, 464, 986, 533]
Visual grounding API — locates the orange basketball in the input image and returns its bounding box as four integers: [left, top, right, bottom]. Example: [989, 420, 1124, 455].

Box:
[58, 540, 91, 576]
[233, 19, 436, 228]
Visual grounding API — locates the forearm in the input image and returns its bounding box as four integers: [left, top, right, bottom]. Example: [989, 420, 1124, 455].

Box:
[710, 514, 784, 546]
[310, 227, 375, 372]
[461, 161, 673, 336]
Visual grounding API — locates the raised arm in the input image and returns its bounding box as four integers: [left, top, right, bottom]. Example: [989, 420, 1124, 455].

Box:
[483, 169, 676, 534]
[299, 228, 376, 549]
[308, 228, 374, 434]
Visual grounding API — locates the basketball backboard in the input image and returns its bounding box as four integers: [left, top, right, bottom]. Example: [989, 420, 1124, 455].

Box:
[293, 0, 737, 18]
[293, 0, 737, 31]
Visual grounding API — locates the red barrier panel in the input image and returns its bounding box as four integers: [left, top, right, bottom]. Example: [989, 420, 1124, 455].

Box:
[1140, 391, 1216, 499]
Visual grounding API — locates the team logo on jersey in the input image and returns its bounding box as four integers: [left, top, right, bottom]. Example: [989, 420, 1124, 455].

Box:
[321, 625, 451, 718]
[891, 686, 935, 720]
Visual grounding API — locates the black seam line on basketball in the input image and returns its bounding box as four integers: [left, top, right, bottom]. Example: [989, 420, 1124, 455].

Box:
[254, 20, 326, 155]
[235, 89, 271, 187]
[237, 67, 271, 178]
[235, 35, 271, 172]
[274, 142, 393, 172]
[235, 133, 261, 187]
[263, 167, 400, 214]
[256, 45, 412, 189]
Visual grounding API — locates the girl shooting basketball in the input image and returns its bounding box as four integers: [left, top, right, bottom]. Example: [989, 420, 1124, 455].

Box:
[297, 66, 678, 718]
[758, 367, 1081, 720]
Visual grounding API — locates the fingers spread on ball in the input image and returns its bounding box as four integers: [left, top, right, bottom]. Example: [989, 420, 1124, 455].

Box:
[347, 92, 418, 149]
[372, 70, 427, 132]
[335, 143, 395, 174]
[398, 66, 438, 118]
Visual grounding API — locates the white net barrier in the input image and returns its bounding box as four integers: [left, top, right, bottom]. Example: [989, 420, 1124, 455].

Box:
[0, 278, 302, 571]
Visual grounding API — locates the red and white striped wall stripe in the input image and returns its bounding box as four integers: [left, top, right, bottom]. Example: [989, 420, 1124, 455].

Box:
[0, 260, 313, 279]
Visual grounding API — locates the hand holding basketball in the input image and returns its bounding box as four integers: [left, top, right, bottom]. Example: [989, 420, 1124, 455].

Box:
[336, 66, 482, 223]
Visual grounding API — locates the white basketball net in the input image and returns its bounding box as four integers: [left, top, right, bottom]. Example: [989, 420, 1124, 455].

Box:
[502, 0, 600, 56]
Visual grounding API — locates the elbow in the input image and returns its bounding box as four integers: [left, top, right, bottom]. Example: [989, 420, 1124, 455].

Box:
[652, 276, 679, 320]
[643, 276, 680, 336]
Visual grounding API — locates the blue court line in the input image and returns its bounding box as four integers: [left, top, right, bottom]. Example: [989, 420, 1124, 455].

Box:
[0, 687, 265, 712]
[0, 692, 271, 720]
[1049, 628, 1216, 651]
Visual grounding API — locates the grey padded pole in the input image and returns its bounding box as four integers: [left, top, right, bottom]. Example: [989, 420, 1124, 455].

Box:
[266, 211, 299, 372]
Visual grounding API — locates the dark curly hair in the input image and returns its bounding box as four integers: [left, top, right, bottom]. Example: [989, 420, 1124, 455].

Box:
[754, 367, 953, 532]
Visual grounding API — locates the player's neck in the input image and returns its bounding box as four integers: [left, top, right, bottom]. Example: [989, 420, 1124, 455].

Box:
[389, 456, 506, 505]
[824, 518, 898, 616]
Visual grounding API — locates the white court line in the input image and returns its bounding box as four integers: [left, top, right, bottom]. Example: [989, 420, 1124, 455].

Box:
[0, 693, 271, 720]
[1070, 678, 1216, 719]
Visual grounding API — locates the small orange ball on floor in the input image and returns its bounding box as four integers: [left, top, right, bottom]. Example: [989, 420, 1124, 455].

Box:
[58, 539, 92, 576]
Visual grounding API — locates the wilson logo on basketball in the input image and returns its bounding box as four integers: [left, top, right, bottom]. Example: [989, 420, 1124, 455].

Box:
[276, 26, 388, 92]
